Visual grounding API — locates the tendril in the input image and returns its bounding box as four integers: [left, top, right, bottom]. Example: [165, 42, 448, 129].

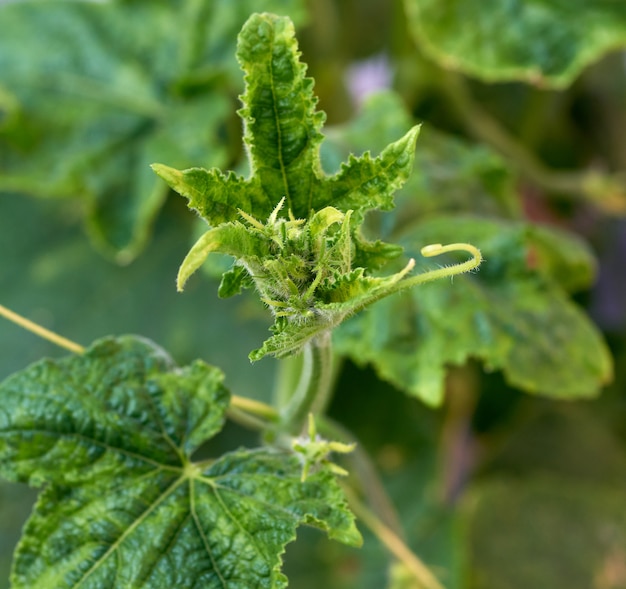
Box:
[403, 241, 483, 288]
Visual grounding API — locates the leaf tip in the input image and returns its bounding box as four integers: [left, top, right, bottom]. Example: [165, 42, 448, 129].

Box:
[151, 163, 182, 186]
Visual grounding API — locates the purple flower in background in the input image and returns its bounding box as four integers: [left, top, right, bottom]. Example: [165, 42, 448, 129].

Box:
[590, 219, 626, 332]
[345, 54, 392, 107]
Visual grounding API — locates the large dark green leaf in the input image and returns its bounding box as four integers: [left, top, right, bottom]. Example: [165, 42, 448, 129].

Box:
[404, 0, 626, 88]
[0, 336, 360, 588]
[0, 0, 306, 262]
[335, 216, 612, 406]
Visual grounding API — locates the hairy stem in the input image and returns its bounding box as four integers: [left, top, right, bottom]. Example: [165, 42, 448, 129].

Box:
[280, 331, 334, 434]
[407, 242, 483, 287]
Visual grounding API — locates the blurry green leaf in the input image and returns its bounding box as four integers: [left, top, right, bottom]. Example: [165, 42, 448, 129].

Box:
[0, 336, 360, 588]
[404, 0, 626, 88]
[527, 223, 598, 293]
[335, 216, 612, 406]
[0, 0, 306, 262]
[483, 404, 626, 484]
[468, 476, 626, 589]
[322, 91, 520, 221]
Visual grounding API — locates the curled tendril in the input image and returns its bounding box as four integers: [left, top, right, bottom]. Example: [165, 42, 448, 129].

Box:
[404, 242, 483, 287]
[332, 241, 482, 326]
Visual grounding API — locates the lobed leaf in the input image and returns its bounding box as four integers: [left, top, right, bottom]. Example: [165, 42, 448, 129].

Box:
[404, 0, 626, 88]
[334, 216, 613, 406]
[0, 336, 227, 487]
[153, 13, 420, 226]
[0, 336, 361, 588]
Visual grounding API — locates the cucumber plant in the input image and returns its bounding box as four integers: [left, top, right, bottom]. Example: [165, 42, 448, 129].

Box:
[0, 13, 484, 589]
[0, 0, 626, 589]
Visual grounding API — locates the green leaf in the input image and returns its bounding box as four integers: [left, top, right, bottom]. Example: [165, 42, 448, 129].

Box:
[334, 216, 613, 406]
[177, 223, 270, 291]
[0, 336, 229, 487]
[0, 0, 306, 261]
[404, 0, 626, 88]
[526, 223, 597, 293]
[217, 264, 255, 298]
[153, 14, 421, 359]
[0, 336, 361, 588]
[153, 13, 419, 225]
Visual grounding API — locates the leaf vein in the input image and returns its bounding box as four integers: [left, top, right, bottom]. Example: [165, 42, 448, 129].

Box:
[73, 474, 186, 588]
[190, 478, 227, 589]
[0, 428, 182, 472]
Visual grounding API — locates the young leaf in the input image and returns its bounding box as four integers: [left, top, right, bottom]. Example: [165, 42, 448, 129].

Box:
[334, 216, 613, 406]
[404, 0, 626, 88]
[249, 260, 415, 361]
[153, 13, 422, 359]
[154, 14, 419, 226]
[0, 336, 361, 588]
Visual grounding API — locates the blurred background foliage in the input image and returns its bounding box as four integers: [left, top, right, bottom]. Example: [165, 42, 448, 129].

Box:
[2, 0, 626, 587]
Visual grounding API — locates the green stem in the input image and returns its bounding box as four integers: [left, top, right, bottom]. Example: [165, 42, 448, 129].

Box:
[226, 406, 271, 431]
[280, 331, 333, 434]
[230, 395, 279, 422]
[342, 485, 446, 589]
[439, 70, 626, 214]
[0, 303, 85, 354]
[273, 353, 304, 410]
